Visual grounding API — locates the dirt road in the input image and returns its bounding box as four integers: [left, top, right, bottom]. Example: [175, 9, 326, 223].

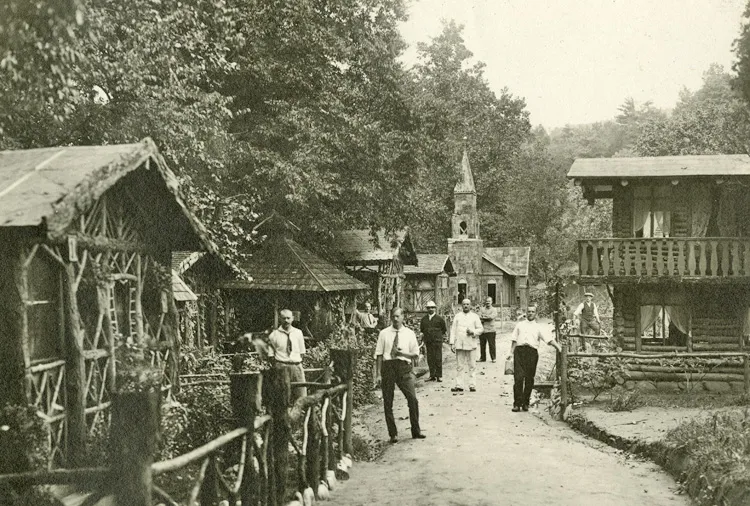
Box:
[327, 320, 690, 506]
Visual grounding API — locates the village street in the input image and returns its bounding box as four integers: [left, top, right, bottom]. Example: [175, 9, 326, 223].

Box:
[327, 320, 690, 506]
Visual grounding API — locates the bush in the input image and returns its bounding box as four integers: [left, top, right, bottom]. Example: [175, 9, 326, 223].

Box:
[607, 387, 642, 412]
[665, 409, 750, 505]
[568, 353, 628, 402]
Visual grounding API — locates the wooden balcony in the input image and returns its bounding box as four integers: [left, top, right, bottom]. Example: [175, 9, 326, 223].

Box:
[578, 238, 750, 282]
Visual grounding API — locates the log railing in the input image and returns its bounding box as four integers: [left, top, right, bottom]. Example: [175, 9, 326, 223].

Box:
[0, 350, 358, 506]
[578, 238, 750, 279]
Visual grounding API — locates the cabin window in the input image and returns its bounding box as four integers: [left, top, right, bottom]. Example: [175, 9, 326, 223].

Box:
[27, 252, 63, 361]
[640, 304, 689, 347]
[633, 186, 671, 238]
[458, 280, 467, 302]
[459, 221, 468, 235]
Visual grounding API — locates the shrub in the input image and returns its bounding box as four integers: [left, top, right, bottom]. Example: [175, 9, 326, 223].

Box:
[664, 409, 750, 505]
[607, 387, 642, 412]
[568, 353, 628, 401]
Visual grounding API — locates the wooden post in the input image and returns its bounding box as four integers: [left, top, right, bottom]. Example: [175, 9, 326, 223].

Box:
[744, 355, 750, 395]
[264, 367, 291, 506]
[331, 349, 356, 456]
[554, 280, 562, 377]
[634, 304, 642, 353]
[305, 406, 321, 493]
[110, 390, 159, 506]
[209, 289, 218, 347]
[63, 262, 87, 467]
[559, 345, 569, 420]
[231, 372, 262, 506]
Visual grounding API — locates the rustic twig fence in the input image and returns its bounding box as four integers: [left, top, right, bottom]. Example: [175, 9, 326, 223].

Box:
[0, 349, 358, 506]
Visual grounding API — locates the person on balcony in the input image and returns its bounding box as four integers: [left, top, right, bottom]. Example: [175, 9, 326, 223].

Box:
[420, 300, 447, 382]
[374, 308, 426, 443]
[573, 292, 601, 349]
[449, 298, 483, 393]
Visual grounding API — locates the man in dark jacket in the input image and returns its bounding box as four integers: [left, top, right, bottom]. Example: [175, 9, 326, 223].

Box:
[419, 300, 447, 382]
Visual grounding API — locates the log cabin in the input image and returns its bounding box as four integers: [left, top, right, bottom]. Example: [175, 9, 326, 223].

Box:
[0, 139, 221, 466]
[568, 154, 750, 357]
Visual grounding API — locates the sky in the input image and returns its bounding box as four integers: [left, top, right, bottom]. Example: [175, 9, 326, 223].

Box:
[398, 0, 748, 129]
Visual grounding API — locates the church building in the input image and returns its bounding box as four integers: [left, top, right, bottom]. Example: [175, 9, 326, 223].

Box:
[403, 149, 530, 315]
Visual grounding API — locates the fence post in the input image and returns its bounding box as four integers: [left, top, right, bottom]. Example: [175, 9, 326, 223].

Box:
[110, 390, 160, 506]
[331, 349, 357, 456]
[559, 345, 569, 420]
[264, 367, 291, 506]
[231, 372, 262, 506]
[744, 355, 750, 395]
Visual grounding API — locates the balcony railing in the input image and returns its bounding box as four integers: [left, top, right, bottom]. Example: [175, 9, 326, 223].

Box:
[578, 238, 750, 279]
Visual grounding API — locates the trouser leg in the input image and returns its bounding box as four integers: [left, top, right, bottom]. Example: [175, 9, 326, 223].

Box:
[479, 334, 488, 361]
[455, 350, 466, 388]
[467, 348, 476, 388]
[394, 362, 421, 436]
[513, 347, 526, 407]
[426, 342, 442, 378]
[381, 361, 398, 437]
[520, 347, 539, 406]
[485, 332, 497, 361]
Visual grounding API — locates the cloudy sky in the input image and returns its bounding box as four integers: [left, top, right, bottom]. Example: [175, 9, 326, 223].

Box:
[398, 0, 748, 129]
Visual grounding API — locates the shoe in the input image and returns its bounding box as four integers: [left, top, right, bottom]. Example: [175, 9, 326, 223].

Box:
[491, 359, 496, 363]
[426, 377, 436, 382]
[450, 387, 464, 392]
[512, 406, 521, 412]
[469, 387, 476, 392]
[521, 405, 529, 412]
[412, 433, 427, 439]
[389, 436, 398, 444]
[477, 359, 486, 362]
[436, 378, 442, 382]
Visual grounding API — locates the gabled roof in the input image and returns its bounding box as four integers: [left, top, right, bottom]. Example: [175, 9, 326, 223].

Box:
[222, 237, 368, 292]
[172, 270, 198, 302]
[454, 148, 476, 193]
[0, 139, 217, 254]
[568, 154, 750, 179]
[483, 247, 531, 277]
[403, 254, 454, 275]
[172, 251, 204, 273]
[333, 228, 417, 265]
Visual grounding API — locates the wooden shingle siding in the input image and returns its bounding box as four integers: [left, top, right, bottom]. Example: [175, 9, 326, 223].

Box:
[612, 186, 632, 238]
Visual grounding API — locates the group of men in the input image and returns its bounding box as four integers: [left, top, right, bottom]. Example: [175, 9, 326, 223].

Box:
[372, 297, 563, 443]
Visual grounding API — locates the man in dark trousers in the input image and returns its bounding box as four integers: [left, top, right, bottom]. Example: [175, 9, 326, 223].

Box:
[573, 291, 601, 350]
[419, 300, 447, 382]
[478, 297, 498, 363]
[374, 308, 426, 443]
[510, 306, 561, 412]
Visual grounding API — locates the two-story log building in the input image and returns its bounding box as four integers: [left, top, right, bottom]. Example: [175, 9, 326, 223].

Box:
[568, 154, 750, 353]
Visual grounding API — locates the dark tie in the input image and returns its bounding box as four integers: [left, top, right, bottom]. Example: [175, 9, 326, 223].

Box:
[390, 330, 399, 359]
[287, 333, 293, 354]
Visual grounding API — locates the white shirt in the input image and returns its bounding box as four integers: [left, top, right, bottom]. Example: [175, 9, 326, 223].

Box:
[450, 311, 484, 350]
[573, 301, 600, 320]
[511, 319, 553, 349]
[374, 325, 419, 363]
[268, 325, 306, 363]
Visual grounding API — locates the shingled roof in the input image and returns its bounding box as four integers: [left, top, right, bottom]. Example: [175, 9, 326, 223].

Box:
[333, 228, 417, 265]
[0, 139, 216, 253]
[483, 247, 531, 277]
[403, 254, 454, 275]
[568, 154, 750, 179]
[172, 270, 198, 302]
[222, 237, 367, 292]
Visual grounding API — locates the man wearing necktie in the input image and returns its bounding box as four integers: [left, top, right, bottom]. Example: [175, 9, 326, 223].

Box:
[374, 308, 426, 443]
[268, 309, 307, 402]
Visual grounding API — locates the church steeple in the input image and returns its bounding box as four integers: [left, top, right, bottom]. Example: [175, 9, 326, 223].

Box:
[451, 146, 480, 239]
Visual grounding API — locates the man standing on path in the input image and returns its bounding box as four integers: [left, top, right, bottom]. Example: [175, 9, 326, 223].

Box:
[268, 309, 307, 402]
[573, 292, 601, 350]
[374, 308, 426, 443]
[510, 306, 561, 412]
[450, 298, 483, 393]
[420, 300, 447, 382]
[478, 297, 498, 363]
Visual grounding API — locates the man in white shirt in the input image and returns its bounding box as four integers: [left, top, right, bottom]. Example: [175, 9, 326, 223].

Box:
[352, 302, 378, 330]
[374, 308, 426, 443]
[268, 309, 307, 402]
[510, 306, 561, 412]
[449, 298, 484, 393]
[573, 292, 602, 349]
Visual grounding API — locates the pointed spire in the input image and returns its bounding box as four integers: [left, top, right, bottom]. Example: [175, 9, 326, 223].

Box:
[454, 141, 476, 194]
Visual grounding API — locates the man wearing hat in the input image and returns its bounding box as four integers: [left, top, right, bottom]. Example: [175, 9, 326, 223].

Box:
[419, 300, 447, 382]
[573, 291, 602, 349]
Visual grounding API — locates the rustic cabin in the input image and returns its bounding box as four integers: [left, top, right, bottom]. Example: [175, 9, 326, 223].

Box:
[403, 254, 455, 313]
[0, 139, 220, 467]
[568, 154, 750, 356]
[333, 228, 418, 321]
[222, 213, 368, 340]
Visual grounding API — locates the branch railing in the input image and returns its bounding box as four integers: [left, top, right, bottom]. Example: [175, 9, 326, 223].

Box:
[0, 349, 358, 506]
[578, 237, 750, 278]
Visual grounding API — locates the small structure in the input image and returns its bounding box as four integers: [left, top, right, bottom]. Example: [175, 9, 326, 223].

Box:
[333, 228, 418, 320]
[410, 149, 531, 316]
[222, 213, 368, 337]
[569, 154, 750, 354]
[403, 254, 455, 312]
[0, 139, 219, 466]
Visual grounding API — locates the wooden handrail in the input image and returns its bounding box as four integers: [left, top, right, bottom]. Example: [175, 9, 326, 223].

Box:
[0, 467, 109, 485]
[568, 351, 750, 359]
